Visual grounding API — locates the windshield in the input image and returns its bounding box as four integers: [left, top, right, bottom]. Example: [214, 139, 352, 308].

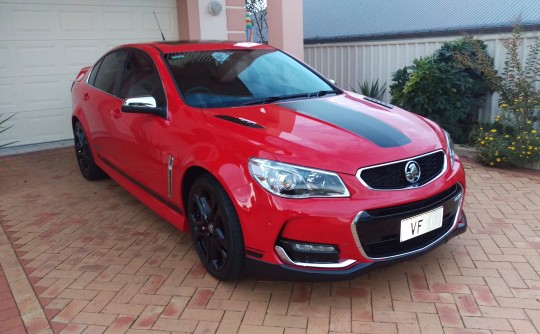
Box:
[165, 49, 339, 108]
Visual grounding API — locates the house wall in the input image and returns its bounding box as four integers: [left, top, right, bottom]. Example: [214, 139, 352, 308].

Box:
[304, 31, 540, 123]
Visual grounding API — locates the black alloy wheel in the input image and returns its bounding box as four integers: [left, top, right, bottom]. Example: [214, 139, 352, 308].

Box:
[188, 174, 244, 280]
[73, 121, 106, 180]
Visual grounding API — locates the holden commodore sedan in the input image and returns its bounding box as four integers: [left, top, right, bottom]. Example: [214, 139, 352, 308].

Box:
[71, 41, 467, 281]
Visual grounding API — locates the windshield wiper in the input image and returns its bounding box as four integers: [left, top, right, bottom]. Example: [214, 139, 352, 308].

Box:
[308, 89, 340, 97]
[242, 90, 341, 106]
[242, 93, 310, 106]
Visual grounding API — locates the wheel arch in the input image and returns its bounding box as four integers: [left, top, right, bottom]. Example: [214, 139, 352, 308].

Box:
[181, 165, 211, 215]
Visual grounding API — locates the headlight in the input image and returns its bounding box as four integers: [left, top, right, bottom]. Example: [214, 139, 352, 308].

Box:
[248, 158, 350, 198]
[444, 130, 456, 166]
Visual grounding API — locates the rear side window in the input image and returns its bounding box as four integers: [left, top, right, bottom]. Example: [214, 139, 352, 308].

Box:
[87, 58, 103, 86]
[93, 51, 126, 95]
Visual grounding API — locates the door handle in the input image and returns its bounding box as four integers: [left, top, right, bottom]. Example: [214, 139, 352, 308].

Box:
[83, 93, 89, 101]
[111, 109, 121, 119]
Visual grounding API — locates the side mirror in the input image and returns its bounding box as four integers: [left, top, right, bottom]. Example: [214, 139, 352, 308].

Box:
[121, 96, 166, 118]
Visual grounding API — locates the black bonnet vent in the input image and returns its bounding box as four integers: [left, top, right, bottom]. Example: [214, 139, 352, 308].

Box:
[215, 115, 264, 129]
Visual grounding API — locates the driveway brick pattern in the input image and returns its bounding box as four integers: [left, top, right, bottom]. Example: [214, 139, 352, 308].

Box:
[1, 149, 540, 334]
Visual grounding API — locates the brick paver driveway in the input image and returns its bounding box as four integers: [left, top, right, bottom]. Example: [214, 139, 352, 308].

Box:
[1, 148, 540, 334]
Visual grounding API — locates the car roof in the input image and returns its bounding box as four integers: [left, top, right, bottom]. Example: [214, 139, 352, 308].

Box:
[120, 40, 275, 54]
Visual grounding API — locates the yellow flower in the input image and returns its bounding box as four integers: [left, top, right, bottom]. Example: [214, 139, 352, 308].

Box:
[489, 137, 494, 141]
[480, 141, 485, 145]
[528, 151, 532, 154]
[495, 151, 499, 156]
[496, 158, 501, 162]
[490, 129, 497, 133]
[489, 162, 494, 166]
[529, 146, 533, 150]
[532, 130, 537, 134]
[499, 104, 508, 108]
[504, 135, 510, 138]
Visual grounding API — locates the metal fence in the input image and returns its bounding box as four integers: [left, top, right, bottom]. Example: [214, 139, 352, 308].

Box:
[304, 31, 540, 123]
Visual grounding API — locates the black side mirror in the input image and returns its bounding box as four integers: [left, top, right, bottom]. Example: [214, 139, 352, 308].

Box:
[121, 96, 166, 118]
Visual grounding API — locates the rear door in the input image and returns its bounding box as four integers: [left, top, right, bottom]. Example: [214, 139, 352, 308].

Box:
[83, 49, 127, 163]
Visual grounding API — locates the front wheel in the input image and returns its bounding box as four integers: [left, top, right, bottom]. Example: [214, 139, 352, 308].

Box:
[187, 174, 245, 281]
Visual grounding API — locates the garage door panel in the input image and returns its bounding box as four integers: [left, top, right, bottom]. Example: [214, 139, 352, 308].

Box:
[1, 107, 72, 146]
[1, 41, 100, 78]
[60, 10, 96, 33]
[26, 108, 71, 144]
[18, 46, 57, 72]
[144, 11, 176, 36]
[63, 44, 101, 74]
[0, 0, 178, 147]
[2, 0, 176, 5]
[23, 77, 65, 109]
[0, 46, 9, 74]
[13, 6, 55, 35]
[0, 81, 17, 111]
[2, 5, 178, 41]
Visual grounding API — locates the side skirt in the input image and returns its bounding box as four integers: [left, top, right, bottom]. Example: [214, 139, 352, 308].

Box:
[95, 156, 188, 232]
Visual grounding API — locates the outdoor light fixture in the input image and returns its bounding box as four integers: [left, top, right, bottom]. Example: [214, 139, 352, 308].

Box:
[208, 0, 223, 16]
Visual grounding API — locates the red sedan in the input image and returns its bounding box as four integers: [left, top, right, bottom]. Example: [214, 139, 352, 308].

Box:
[71, 41, 467, 281]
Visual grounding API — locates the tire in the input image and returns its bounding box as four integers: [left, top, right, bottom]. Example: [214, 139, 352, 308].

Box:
[73, 121, 107, 180]
[187, 174, 245, 280]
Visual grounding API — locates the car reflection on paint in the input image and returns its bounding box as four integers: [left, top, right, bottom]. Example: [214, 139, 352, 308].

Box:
[71, 41, 467, 281]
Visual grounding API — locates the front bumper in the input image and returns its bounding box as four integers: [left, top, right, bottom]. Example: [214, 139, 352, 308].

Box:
[245, 214, 467, 281]
[232, 157, 467, 281]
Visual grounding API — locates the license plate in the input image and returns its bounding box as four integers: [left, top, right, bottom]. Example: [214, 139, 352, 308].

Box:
[400, 206, 444, 242]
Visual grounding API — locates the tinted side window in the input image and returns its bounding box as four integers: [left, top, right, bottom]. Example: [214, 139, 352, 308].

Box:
[118, 50, 166, 106]
[87, 58, 103, 86]
[93, 51, 126, 95]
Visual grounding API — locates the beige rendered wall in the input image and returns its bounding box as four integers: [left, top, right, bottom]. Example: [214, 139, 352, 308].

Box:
[176, 0, 306, 56]
[176, 0, 246, 41]
[267, 0, 304, 60]
[226, 0, 246, 41]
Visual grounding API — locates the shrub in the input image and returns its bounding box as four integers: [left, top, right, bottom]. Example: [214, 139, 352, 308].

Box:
[352, 79, 387, 100]
[0, 113, 16, 148]
[390, 36, 497, 144]
[475, 114, 540, 167]
[475, 24, 540, 167]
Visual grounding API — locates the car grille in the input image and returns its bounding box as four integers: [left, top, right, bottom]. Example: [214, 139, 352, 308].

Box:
[353, 184, 462, 259]
[358, 150, 446, 190]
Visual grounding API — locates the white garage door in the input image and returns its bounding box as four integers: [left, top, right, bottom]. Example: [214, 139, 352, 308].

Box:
[0, 0, 179, 150]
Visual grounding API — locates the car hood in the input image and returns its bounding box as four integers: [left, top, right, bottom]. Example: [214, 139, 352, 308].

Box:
[203, 93, 445, 175]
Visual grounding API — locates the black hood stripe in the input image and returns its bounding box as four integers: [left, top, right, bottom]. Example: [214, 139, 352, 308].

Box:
[280, 99, 411, 148]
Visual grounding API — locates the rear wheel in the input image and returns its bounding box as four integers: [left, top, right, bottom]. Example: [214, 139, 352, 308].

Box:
[187, 174, 245, 280]
[73, 121, 107, 180]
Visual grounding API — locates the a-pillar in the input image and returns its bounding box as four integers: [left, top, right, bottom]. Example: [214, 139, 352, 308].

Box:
[267, 0, 304, 60]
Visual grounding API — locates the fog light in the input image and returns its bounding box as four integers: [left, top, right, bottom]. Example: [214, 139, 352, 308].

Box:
[291, 243, 337, 253]
[279, 239, 339, 263]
